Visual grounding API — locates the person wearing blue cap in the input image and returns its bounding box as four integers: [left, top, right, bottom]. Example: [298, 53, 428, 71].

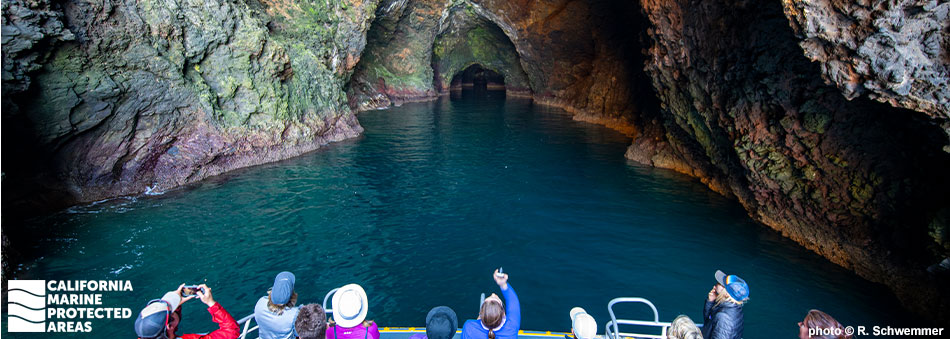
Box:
[702, 270, 749, 339]
[254, 271, 300, 339]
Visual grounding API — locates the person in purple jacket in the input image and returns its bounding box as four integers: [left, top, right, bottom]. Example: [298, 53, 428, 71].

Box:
[326, 284, 380, 339]
[461, 269, 520, 339]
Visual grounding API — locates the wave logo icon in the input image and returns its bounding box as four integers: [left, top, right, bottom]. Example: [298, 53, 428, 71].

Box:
[8, 280, 46, 332]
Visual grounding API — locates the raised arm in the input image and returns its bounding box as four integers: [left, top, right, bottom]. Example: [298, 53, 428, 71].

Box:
[183, 285, 240, 339]
[494, 269, 520, 329]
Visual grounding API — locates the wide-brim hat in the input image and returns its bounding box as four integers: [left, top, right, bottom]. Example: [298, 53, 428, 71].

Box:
[332, 284, 368, 328]
[714, 270, 749, 302]
[570, 307, 597, 339]
[425, 306, 458, 339]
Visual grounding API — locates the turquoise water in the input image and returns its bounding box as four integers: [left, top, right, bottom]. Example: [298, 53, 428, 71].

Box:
[7, 91, 917, 337]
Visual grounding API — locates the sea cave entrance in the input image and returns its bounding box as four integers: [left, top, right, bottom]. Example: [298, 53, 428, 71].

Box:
[430, 4, 531, 97]
[449, 64, 505, 92]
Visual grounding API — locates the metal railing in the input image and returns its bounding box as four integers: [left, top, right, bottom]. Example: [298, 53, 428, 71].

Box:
[240, 294, 698, 339]
[604, 297, 695, 339]
[323, 288, 340, 315]
[237, 313, 259, 339]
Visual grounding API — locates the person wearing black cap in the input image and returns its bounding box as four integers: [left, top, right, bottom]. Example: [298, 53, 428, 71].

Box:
[254, 271, 300, 339]
[134, 284, 239, 339]
[409, 306, 459, 339]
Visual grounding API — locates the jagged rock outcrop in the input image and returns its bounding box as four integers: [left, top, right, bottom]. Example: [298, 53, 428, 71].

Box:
[2, 0, 378, 213]
[634, 0, 950, 322]
[782, 0, 950, 137]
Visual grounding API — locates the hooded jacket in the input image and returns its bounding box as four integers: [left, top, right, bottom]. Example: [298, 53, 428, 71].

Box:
[701, 299, 743, 339]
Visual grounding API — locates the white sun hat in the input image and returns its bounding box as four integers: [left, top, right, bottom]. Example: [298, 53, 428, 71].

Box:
[332, 284, 369, 328]
[570, 307, 597, 339]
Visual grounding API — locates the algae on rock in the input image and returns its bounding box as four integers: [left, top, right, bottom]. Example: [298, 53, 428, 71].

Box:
[2, 0, 379, 210]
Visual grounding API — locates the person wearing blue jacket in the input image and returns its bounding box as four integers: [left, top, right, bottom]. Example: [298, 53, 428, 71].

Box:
[461, 269, 520, 339]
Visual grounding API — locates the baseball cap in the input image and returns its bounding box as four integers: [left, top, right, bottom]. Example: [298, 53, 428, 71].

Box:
[134, 291, 181, 338]
[271, 271, 296, 305]
[715, 270, 750, 302]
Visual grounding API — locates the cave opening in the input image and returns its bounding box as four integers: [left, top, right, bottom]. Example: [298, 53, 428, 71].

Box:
[449, 64, 505, 92]
[430, 4, 530, 97]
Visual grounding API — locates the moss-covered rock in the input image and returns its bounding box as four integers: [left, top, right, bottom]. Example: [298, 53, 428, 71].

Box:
[2, 0, 379, 210]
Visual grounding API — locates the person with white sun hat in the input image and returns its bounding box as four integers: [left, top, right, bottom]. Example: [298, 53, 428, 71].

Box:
[569, 307, 597, 339]
[327, 283, 380, 339]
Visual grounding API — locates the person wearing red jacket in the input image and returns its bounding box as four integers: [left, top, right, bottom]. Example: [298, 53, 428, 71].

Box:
[134, 284, 240, 339]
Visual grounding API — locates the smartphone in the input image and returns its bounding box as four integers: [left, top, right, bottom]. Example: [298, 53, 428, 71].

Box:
[181, 285, 202, 297]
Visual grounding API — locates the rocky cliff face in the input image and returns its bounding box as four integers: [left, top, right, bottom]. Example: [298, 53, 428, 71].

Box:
[633, 0, 950, 321]
[2, 0, 378, 212]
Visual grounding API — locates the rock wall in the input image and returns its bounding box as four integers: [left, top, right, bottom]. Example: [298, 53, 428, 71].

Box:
[346, 0, 448, 110]
[470, 0, 651, 134]
[782, 0, 949, 136]
[634, 0, 950, 322]
[2, 0, 378, 213]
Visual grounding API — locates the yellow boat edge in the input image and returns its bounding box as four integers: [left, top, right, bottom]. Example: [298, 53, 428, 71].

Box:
[379, 328, 570, 338]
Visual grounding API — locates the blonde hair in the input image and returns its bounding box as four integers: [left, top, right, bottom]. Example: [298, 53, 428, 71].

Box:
[714, 289, 745, 307]
[267, 290, 298, 315]
[667, 315, 702, 339]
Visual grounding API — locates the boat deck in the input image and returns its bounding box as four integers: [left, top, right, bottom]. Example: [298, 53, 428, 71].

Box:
[237, 296, 681, 339]
[377, 328, 572, 339]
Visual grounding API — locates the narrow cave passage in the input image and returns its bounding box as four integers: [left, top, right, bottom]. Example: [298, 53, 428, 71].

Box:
[430, 4, 530, 96]
[449, 64, 506, 92]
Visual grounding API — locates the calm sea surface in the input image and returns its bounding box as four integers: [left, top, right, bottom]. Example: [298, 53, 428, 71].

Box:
[6, 91, 916, 337]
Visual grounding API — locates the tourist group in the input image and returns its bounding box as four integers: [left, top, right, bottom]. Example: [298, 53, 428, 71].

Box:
[133, 269, 850, 339]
